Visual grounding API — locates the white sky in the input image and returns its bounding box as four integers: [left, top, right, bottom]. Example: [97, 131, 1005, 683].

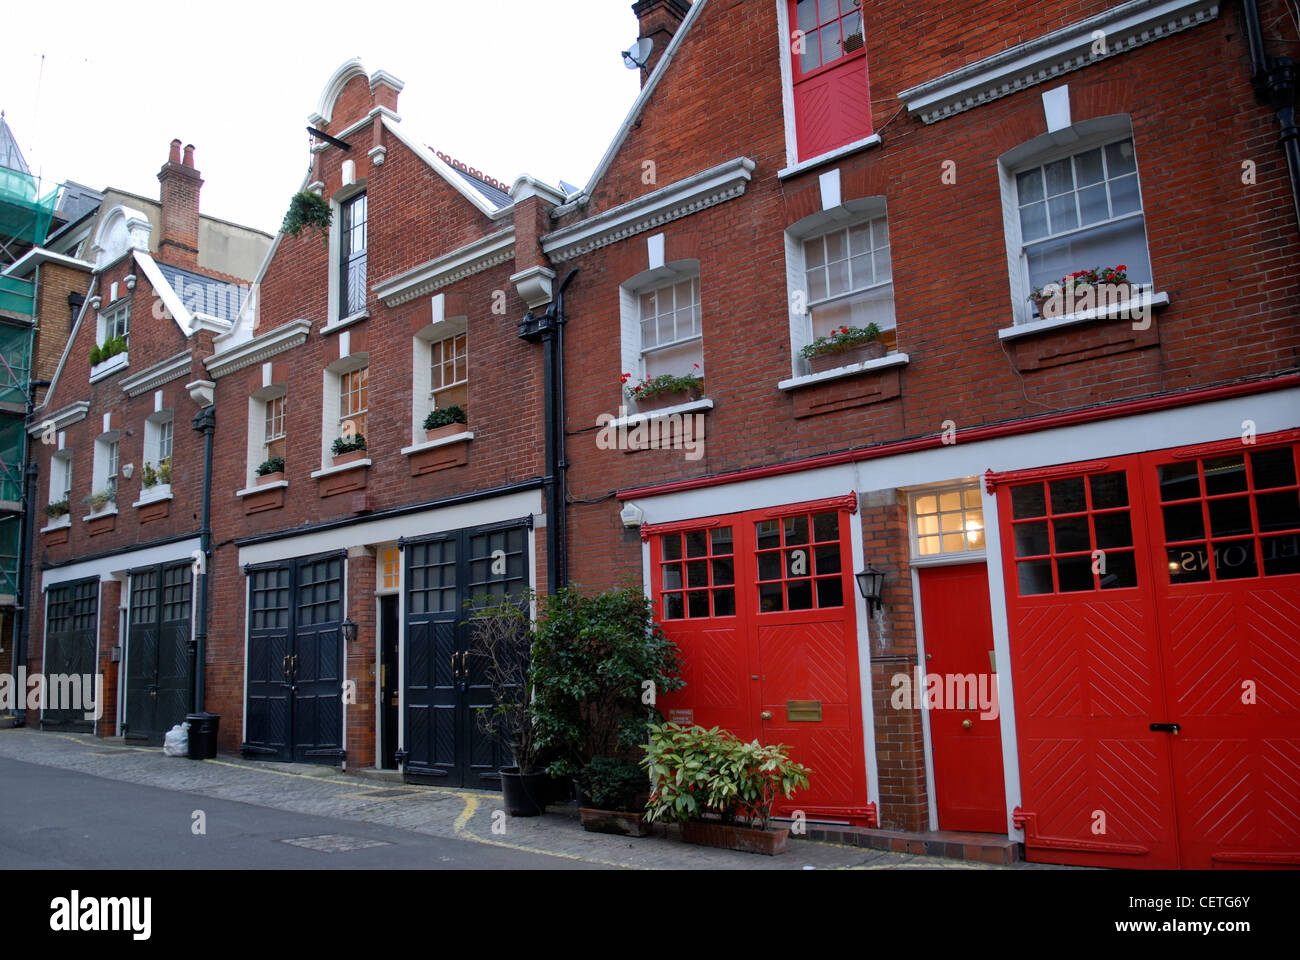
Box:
[2, 0, 646, 234]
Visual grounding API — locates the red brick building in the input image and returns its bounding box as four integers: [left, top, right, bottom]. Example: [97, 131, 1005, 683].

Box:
[547, 0, 1299, 869]
[21, 1, 1300, 870]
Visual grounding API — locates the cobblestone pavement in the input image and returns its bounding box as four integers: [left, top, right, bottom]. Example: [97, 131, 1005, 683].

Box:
[0, 728, 1050, 870]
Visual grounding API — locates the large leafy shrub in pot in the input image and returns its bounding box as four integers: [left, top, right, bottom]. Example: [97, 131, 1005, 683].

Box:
[641, 722, 811, 831]
[529, 584, 684, 780]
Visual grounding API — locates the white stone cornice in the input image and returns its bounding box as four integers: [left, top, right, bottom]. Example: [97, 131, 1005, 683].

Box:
[120, 351, 191, 398]
[542, 157, 756, 263]
[28, 401, 90, 436]
[205, 318, 312, 379]
[372, 230, 517, 307]
[898, 0, 1221, 124]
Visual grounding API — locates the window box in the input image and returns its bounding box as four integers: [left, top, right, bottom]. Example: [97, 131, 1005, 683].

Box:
[89, 352, 129, 382]
[256, 471, 285, 486]
[807, 340, 885, 374]
[42, 513, 72, 532]
[425, 423, 467, 444]
[136, 483, 172, 506]
[635, 384, 703, 414]
[333, 448, 367, 467]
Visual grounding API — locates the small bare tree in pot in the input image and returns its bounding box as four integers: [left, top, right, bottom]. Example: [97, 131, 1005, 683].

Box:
[468, 594, 546, 817]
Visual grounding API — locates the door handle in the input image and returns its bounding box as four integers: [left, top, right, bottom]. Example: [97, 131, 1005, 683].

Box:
[450, 652, 458, 680]
[760, 711, 773, 720]
[281, 654, 291, 677]
[1150, 723, 1180, 735]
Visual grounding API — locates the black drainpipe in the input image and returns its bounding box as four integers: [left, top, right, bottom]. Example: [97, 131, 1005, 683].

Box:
[518, 268, 578, 593]
[1243, 0, 1300, 235]
[190, 405, 215, 713]
[14, 376, 51, 726]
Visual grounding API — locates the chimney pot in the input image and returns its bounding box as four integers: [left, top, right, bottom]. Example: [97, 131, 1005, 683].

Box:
[158, 140, 203, 265]
[169, 139, 182, 164]
[183, 144, 196, 167]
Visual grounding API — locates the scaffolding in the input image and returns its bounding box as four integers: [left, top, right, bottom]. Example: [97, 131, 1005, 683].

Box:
[0, 116, 58, 605]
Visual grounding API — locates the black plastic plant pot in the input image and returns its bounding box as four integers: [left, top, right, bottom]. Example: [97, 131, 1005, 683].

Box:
[499, 767, 548, 817]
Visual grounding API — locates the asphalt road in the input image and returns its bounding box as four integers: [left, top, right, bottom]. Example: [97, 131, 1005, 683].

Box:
[0, 756, 594, 869]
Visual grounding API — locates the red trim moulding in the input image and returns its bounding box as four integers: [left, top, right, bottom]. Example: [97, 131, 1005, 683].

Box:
[617, 376, 1300, 502]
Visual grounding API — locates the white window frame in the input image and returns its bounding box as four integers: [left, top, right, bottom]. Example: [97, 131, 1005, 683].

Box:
[411, 301, 469, 447]
[246, 383, 288, 488]
[98, 301, 130, 346]
[46, 445, 73, 528]
[90, 432, 120, 513]
[618, 260, 704, 393]
[999, 115, 1156, 327]
[783, 196, 896, 377]
[325, 182, 369, 330]
[321, 352, 370, 468]
[141, 411, 175, 502]
[429, 331, 468, 399]
[907, 483, 988, 564]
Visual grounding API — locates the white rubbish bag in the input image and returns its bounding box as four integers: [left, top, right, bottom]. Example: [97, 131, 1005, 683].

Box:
[163, 721, 190, 757]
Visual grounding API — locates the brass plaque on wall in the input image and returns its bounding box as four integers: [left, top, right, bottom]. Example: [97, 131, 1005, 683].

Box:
[787, 700, 823, 722]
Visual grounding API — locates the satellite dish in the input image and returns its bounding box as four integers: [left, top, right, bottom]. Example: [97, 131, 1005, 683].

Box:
[622, 37, 653, 70]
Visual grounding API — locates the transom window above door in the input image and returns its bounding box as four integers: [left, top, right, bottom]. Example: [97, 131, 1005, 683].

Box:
[910, 486, 986, 559]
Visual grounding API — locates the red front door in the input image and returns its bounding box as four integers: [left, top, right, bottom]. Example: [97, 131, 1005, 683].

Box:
[649, 496, 872, 823]
[919, 564, 1007, 833]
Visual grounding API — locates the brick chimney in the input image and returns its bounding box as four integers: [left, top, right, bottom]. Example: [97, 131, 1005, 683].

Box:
[632, 0, 691, 86]
[157, 139, 203, 265]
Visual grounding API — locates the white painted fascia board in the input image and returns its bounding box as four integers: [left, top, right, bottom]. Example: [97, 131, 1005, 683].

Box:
[119, 351, 191, 398]
[39, 281, 94, 415]
[898, 0, 1221, 124]
[380, 116, 510, 220]
[42, 536, 202, 592]
[191, 314, 233, 335]
[575, 0, 710, 204]
[372, 229, 516, 307]
[132, 251, 193, 335]
[330, 105, 403, 144]
[541, 157, 756, 263]
[3, 246, 95, 278]
[206, 318, 312, 379]
[510, 174, 567, 206]
[28, 401, 90, 437]
[310, 58, 367, 127]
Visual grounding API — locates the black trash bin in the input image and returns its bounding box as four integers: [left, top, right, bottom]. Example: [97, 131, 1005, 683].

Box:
[185, 712, 220, 760]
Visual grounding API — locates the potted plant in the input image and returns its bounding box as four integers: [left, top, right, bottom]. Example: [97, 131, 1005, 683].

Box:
[801, 323, 884, 373]
[281, 190, 332, 241]
[44, 499, 70, 520]
[642, 722, 811, 856]
[83, 487, 115, 514]
[1029, 264, 1133, 318]
[622, 365, 703, 413]
[468, 594, 548, 817]
[576, 756, 652, 837]
[90, 335, 127, 368]
[157, 457, 172, 485]
[528, 583, 684, 788]
[256, 456, 285, 485]
[331, 434, 367, 466]
[423, 405, 467, 442]
[141, 463, 159, 489]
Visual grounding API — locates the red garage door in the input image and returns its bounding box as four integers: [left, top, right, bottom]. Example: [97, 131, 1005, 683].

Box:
[996, 432, 1300, 869]
[647, 494, 873, 824]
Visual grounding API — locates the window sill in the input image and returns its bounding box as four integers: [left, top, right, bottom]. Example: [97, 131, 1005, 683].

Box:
[607, 399, 714, 428]
[321, 310, 370, 336]
[42, 516, 71, 533]
[401, 431, 474, 456]
[82, 505, 118, 523]
[998, 292, 1170, 341]
[778, 134, 883, 180]
[237, 480, 288, 498]
[89, 353, 129, 383]
[134, 485, 172, 507]
[311, 458, 372, 480]
[779, 352, 910, 391]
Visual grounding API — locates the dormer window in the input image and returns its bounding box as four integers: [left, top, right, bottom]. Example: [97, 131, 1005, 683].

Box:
[339, 193, 367, 319]
[787, 0, 873, 162]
